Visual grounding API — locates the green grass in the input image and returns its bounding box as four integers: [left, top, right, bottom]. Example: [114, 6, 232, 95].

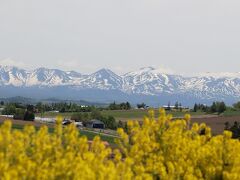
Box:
[170, 111, 206, 117]
[79, 130, 115, 144]
[102, 109, 151, 119]
[2, 123, 116, 144]
[223, 110, 240, 117]
[36, 112, 73, 118]
[37, 109, 206, 121]
[102, 109, 205, 119]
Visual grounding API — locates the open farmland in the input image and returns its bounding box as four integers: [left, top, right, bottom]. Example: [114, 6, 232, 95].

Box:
[3, 111, 240, 138]
[191, 115, 240, 135]
[37, 109, 207, 120]
[34, 109, 240, 135]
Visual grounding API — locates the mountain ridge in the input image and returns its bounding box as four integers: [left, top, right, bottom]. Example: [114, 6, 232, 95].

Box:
[0, 65, 240, 106]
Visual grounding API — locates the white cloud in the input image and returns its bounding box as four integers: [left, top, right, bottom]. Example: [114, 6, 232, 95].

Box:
[55, 60, 101, 74]
[0, 58, 32, 69]
[153, 66, 175, 75]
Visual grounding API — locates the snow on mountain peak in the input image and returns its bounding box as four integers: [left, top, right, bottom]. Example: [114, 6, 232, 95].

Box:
[75, 68, 123, 90]
[128, 66, 174, 76]
[1, 65, 240, 102]
[92, 68, 119, 77]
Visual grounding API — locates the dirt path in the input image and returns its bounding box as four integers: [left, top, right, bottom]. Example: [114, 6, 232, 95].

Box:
[117, 115, 240, 135]
[0, 116, 54, 128]
[192, 115, 240, 135]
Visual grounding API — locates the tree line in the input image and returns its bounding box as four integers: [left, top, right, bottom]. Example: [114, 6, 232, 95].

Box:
[2, 104, 35, 121]
[1, 102, 130, 130]
[108, 102, 131, 110]
[193, 101, 227, 114]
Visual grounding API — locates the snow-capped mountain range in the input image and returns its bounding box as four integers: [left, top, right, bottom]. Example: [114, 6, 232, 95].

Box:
[0, 65, 240, 106]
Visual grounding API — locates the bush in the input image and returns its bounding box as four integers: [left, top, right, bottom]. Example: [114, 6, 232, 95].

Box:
[2, 104, 16, 115]
[233, 101, 240, 110]
[91, 109, 102, 119]
[1, 110, 240, 179]
[210, 101, 227, 114]
[71, 113, 90, 126]
[13, 108, 25, 120]
[100, 116, 117, 130]
[71, 113, 84, 122]
[24, 111, 35, 121]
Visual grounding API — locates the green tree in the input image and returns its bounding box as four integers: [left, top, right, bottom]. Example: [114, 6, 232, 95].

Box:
[175, 102, 179, 109]
[24, 111, 35, 121]
[13, 109, 25, 120]
[126, 102, 131, 110]
[91, 109, 102, 119]
[36, 102, 45, 117]
[109, 102, 117, 110]
[23, 105, 35, 121]
[71, 113, 91, 126]
[193, 103, 198, 112]
[218, 101, 226, 114]
[100, 116, 117, 130]
[71, 113, 83, 122]
[210, 102, 217, 113]
[2, 104, 16, 115]
[233, 102, 240, 110]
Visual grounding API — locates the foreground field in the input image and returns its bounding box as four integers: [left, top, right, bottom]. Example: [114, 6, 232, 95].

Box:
[0, 110, 240, 179]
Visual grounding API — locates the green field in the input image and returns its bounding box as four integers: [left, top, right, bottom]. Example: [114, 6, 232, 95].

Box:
[223, 110, 240, 117]
[37, 109, 206, 121]
[36, 112, 74, 118]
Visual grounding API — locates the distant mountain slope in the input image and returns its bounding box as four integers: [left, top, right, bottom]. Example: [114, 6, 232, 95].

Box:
[79, 68, 123, 89]
[0, 65, 240, 106]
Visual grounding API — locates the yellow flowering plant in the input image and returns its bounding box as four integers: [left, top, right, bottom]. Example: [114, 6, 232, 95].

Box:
[0, 109, 240, 179]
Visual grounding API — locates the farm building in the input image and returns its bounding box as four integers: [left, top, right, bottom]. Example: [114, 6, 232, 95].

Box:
[162, 105, 190, 111]
[86, 119, 105, 129]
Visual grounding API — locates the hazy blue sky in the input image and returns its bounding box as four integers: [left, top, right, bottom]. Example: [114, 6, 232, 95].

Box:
[0, 0, 240, 75]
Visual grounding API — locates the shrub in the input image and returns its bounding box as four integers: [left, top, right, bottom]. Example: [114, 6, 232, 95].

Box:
[1, 110, 240, 179]
[71, 113, 91, 126]
[13, 108, 25, 120]
[23, 111, 35, 121]
[71, 113, 84, 122]
[2, 104, 16, 115]
[100, 116, 117, 130]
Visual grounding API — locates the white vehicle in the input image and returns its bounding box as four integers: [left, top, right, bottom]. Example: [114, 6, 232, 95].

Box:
[74, 121, 83, 128]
